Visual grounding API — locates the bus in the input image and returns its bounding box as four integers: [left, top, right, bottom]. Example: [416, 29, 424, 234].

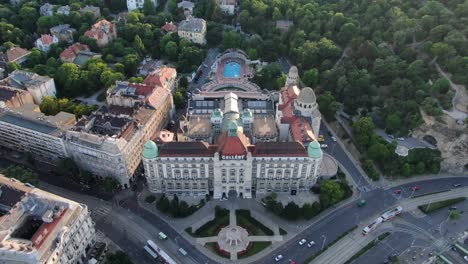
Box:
[158, 232, 168, 240]
[381, 206, 403, 221]
[455, 243, 468, 255]
[362, 217, 383, 235]
[143, 245, 158, 259]
[437, 255, 454, 264]
[147, 240, 177, 264]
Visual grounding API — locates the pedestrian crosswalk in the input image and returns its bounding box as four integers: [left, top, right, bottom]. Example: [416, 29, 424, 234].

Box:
[91, 204, 112, 223]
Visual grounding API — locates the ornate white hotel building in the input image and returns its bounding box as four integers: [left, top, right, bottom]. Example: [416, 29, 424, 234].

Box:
[143, 50, 324, 199]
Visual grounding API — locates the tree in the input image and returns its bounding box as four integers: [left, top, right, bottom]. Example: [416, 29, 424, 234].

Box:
[318, 91, 340, 120]
[302, 203, 320, 220]
[319, 180, 344, 208]
[101, 177, 120, 192]
[222, 31, 242, 50]
[282, 202, 301, 220]
[368, 143, 390, 162]
[6, 62, 20, 73]
[56, 63, 81, 96]
[385, 113, 401, 133]
[156, 195, 170, 212]
[39, 96, 60, 115]
[362, 159, 380, 181]
[143, 0, 156, 16]
[122, 54, 140, 76]
[133, 35, 145, 56]
[164, 41, 178, 61]
[353, 117, 375, 148]
[105, 251, 133, 264]
[303, 68, 319, 87]
[1, 165, 39, 185]
[401, 163, 411, 177]
[173, 91, 184, 109]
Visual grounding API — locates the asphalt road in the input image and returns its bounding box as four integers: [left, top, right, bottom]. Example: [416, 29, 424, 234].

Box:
[255, 177, 468, 264]
[319, 121, 373, 191]
[375, 129, 436, 150]
[189, 48, 220, 91]
[120, 196, 217, 264]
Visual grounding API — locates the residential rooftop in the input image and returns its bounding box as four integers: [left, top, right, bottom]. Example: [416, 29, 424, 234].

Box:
[0, 104, 76, 136]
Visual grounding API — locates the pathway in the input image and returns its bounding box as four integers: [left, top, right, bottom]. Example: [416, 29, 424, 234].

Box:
[194, 207, 284, 262]
[434, 62, 467, 120]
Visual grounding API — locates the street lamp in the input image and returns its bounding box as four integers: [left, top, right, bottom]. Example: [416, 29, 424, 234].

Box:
[321, 235, 327, 251]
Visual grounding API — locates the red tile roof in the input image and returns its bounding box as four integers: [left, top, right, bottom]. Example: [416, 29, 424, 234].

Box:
[143, 67, 176, 89]
[159, 142, 214, 157]
[290, 117, 316, 142]
[38, 34, 55, 45]
[161, 22, 178, 32]
[216, 132, 249, 156]
[153, 129, 174, 143]
[1, 47, 30, 63]
[31, 208, 67, 249]
[84, 19, 115, 40]
[146, 85, 170, 109]
[60, 43, 90, 60]
[252, 142, 307, 157]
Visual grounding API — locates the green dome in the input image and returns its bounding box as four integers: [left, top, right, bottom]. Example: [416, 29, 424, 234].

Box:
[308, 141, 322, 159]
[143, 140, 158, 159]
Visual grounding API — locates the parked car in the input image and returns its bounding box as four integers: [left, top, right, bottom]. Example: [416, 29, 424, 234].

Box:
[464, 256, 468, 262]
[397, 137, 405, 141]
[320, 144, 328, 148]
[358, 199, 366, 207]
[318, 135, 325, 142]
[449, 206, 457, 210]
[388, 135, 394, 139]
[275, 254, 283, 262]
[453, 183, 462, 187]
[331, 136, 337, 142]
[307, 241, 316, 247]
[393, 189, 402, 194]
[299, 238, 307, 246]
[411, 186, 420, 191]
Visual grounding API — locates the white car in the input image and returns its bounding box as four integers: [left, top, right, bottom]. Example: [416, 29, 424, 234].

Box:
[275, 254, 283, 262]
[307, 241, 316, 247]
[331, 136, 337, 142]
[299, 238, 307, 245]
[397, 137, 404, 141]
[464, 256, 468, 262]
[320, 144, 328, 148]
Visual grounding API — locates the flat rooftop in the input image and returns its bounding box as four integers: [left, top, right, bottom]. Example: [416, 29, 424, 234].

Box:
[0, 104, 75, 135]
[187, 115, 212, 138]
[252, 114, 278, 137]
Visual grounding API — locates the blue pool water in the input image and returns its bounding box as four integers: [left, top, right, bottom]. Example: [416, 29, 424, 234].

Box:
[223, 61, 241, 78]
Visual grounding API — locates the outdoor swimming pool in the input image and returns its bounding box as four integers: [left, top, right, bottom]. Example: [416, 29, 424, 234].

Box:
[223, 61, 241, 78]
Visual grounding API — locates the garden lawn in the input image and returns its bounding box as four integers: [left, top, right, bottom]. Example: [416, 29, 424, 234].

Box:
[418, 197, 466, 214]
[238, 242, 271, 259]
[235, 209, 274, 235]
[188, 208, 230, 237]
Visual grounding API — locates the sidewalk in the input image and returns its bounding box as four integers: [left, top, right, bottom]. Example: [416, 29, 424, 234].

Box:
[311, 223, 393, 264]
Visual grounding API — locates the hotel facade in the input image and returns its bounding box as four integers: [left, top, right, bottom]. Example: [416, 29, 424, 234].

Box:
[143, 51, 324, 199]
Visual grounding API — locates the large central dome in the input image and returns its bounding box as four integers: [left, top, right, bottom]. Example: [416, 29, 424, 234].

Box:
[297, 87, 316, 104]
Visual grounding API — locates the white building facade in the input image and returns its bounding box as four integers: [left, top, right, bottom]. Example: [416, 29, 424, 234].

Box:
[127, 0, 158, 11]
[142, 127, 322, 199]
[0, 104, 74, 164]
[178, 17, 207, 45]
[5, 70, 57, 104]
